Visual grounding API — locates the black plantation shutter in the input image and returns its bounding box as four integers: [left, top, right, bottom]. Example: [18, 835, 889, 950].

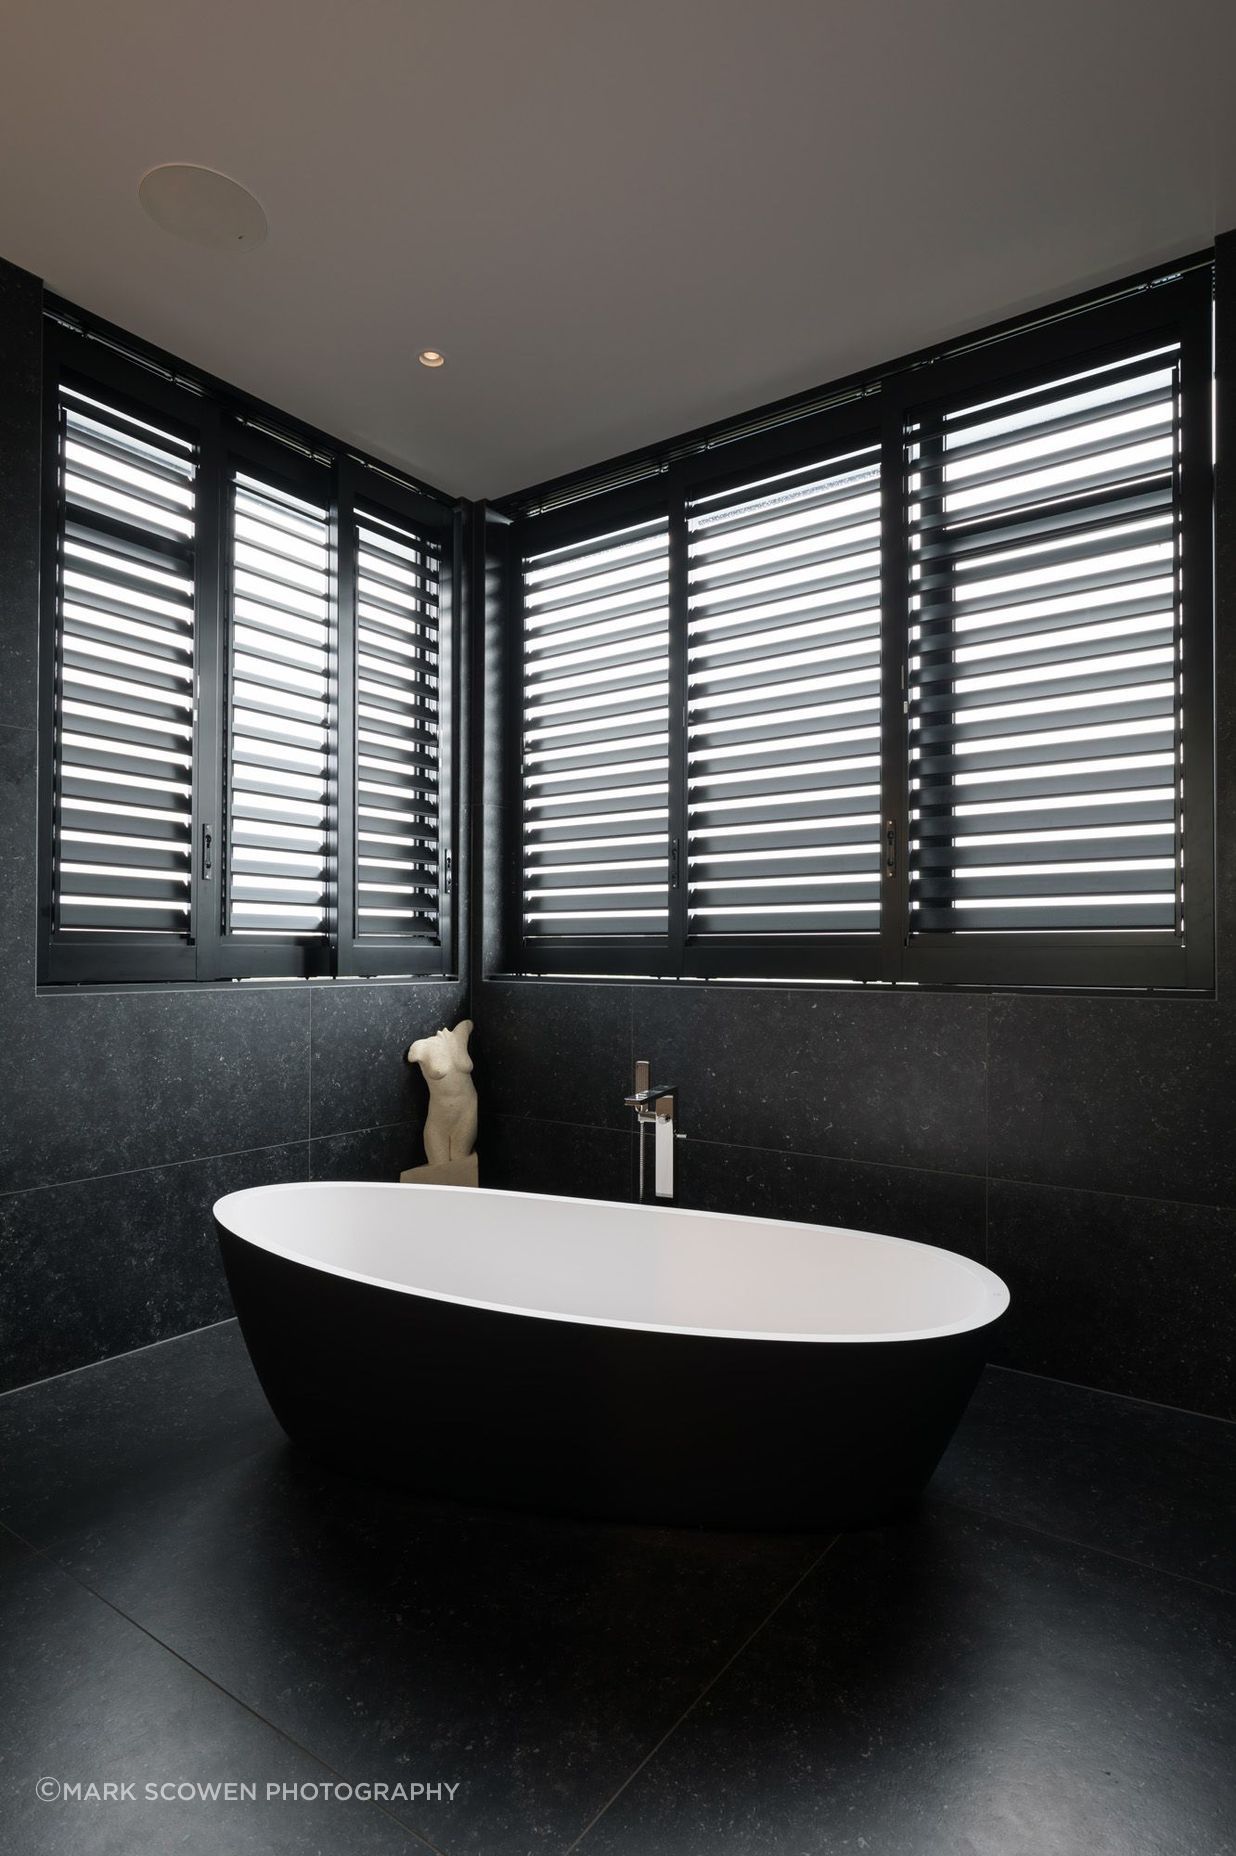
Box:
[903, 283, 1211, 986]
[519, 506, 672, 950]
[222, 456, 333, 973]
[44, 378, 199, 982]
[336, 474, 455, 976]
[683, 445, 883, 947]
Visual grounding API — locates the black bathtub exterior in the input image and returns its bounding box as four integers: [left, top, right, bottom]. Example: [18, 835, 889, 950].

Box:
[217, 1219, 1001, 1532]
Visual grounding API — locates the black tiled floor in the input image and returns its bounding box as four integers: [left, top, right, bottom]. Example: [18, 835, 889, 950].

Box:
[574, 1507, 1236, 1856]
[931, 1364, 1236, 1593]
[1, 1325, 1232, 1856]
[0, 1526, 429, 1855]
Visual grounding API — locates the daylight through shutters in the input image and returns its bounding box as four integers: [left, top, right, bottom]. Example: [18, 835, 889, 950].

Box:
[41, 326, 459, 987]
[685, 448, 883, 937]
[907, 344, 1186, 937]
[520, 515, 672, 939]
[226, 470, 332, 941]
[353, 508, 443, 940]
[49, 387, 197, 950]
[509, 268, 1211, 986]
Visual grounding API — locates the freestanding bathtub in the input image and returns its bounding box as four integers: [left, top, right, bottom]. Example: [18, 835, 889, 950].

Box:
[214, 1182, 1008, 1532]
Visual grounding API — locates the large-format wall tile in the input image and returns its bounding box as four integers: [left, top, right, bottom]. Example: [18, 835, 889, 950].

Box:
[309, 1122, 423, 1181]
[0, 257, 40, 734]
[481, 1113, 635, 1202]
[1213, 232, 1236, 1000]
[988, 995, 1236, 1205]
[309, 978, 466, 1138]
[0, 985, 312, 1193]
[0, 1142, 309, 1391]
[0, 725, 36, 999]
[988, 1179, 1236, 1419]
[631, 983, 988, 1175]
[673, 1139, 987, 1264]
[475, 979, 633, 1129]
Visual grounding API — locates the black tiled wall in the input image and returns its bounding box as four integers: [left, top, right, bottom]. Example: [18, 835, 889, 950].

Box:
[475, 978, 1235, 1421]
[0, 257, 468, 1391]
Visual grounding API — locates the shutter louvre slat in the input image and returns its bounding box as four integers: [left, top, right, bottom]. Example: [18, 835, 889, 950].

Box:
[908, 342, 1185, 940]
[521, 517, 671, 939]
[50, 387, 198, 947]
[352, 511, 443, 942]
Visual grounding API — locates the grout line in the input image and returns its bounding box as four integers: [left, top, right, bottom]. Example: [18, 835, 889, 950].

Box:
[563, 1538, 838, 1854]
[930, 1494, 1236, 1601]
[0, 1317, 242, 1401]
[0, 1137, 312, 1202]
[0, 1517, 445, 1853]
[679, 1131, 987, 1185]
[310, 1118, 413, 1144]
[983, 995, 991, 1267]
[988, 1362, 1236, 1429]
[307, 981, 315, 1143]
[486, 1117, 989, 1185]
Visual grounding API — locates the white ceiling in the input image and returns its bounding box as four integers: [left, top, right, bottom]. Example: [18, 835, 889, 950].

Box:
[1, 0, 1234, 500]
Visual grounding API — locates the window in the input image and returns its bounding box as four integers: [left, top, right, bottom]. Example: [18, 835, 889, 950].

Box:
[684, 445, 883, 945]
[507, 266, 1213, 989]
[520, 511, 671, 939]
[39, 324, 459, 985]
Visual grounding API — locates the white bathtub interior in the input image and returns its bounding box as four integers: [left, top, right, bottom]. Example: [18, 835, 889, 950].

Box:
[215, 1182, 1009, 1345]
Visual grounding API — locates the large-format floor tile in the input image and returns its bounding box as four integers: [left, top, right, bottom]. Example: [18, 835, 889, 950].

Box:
[987, 1180, 1236, 1420]
[0, 1144, 309, 1391]
[475, 981, 633, 1131]
[630, 983, 988, 1176]
[0, 1322, 281, 1543]
[671, 1138, 987, 1262]
[988, 994, 1236, 1206]
[309, 980, 468, 1139]
[575, 1507, 1236, 1856]
[933, 1366, 1236, 1592]
[0, 1527, 429, 1855]
[2, 1331, 820, 1855]
[37, 1460, 819, 1854]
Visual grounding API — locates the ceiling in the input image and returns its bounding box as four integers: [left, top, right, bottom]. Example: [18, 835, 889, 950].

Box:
[2, 0, 1234, 500]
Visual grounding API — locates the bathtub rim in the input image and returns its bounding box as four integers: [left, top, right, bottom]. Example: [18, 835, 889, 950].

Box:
[214, 1180, 1009, 1348]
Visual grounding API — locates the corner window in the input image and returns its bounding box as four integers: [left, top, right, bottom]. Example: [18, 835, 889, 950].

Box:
[506, 268, 1213, 989]
[38, 325, 459, 985]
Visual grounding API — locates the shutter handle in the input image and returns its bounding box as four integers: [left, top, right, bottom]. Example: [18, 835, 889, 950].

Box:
[201, 822, 214, 881]
[884, 819, 896, 879]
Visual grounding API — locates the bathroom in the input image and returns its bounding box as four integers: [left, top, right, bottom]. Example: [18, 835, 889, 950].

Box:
[1, 2, 1234, 1851]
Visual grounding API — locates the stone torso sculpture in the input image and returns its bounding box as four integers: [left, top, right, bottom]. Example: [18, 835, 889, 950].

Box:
[406, 1020, 477, 1169]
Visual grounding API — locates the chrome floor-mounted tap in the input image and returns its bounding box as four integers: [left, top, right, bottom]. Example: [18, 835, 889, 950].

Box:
[624, 1060, 676, 1202]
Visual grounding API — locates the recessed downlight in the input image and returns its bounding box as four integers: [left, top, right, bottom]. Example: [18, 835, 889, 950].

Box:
[138, 164, 267, 250]
[418, 350, 446, 369]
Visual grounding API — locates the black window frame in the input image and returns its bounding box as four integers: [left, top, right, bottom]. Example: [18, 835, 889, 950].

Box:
[501, 265, 1214, 992]
[38, 316, 462, 988]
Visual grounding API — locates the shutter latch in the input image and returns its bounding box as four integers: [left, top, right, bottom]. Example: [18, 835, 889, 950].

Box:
[444, 849, 453, 896]
[670, 838, 681, 890]
[884, 819, 897, 879]
[201, 822, 214, 881]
